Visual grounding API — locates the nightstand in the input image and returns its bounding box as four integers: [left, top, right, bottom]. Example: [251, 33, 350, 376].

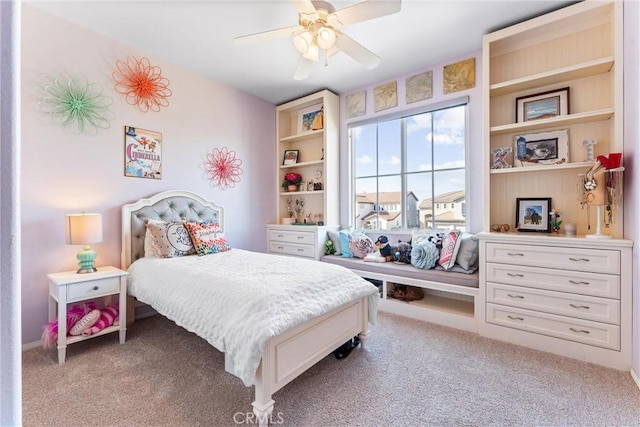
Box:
[47, 266, 129, 364]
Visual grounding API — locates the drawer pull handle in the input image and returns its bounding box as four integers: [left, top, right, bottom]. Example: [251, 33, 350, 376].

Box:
[277, 246, 284, 250]
[507, 252, 524, 257]
[92, 286, 99, 291]
[569, 304, 590, 310]
[507, 273, 524, 277]
[277, 234, 284, 238]
[569, 327, 590, 334]
[568, 280, 590, 285]
[297, 248, 304, 252]
[507, 294, 524, 299]
[297, 236, 304, 239]
[507, 315, 524, 321]
[569, 257, 590, 262]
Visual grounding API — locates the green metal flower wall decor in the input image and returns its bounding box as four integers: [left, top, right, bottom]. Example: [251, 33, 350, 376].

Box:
[37, 75, 115, 135]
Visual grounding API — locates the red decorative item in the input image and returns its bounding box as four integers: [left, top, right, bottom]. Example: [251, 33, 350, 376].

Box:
[112, 55, 172, 112]
[204, 147, 243, 190]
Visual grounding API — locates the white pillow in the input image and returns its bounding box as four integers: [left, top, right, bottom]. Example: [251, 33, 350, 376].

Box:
[143, 220, 159, 256]
[145, 219, 195, 257]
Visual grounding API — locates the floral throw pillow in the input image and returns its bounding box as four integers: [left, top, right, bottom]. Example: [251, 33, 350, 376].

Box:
[184, 221, 230, 256]
[145, 219, 195, 258]
[349, 233, 375, 259]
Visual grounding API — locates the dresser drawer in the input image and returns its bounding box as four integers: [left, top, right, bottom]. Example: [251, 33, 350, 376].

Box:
[67, 277, 121, 302]
[486, 303, 620, 350]
[268, 229, 315, 245]
[487, 282, 620, 324]
[269, 242, 315, 258]
[485, 263, 620, 298]
[485, 243, 620, 274]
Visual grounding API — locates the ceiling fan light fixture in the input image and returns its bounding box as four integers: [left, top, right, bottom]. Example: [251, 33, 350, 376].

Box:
[316, 26, 336, 50]
[293, 30, 313, 53]
[303, 43, 319, 62]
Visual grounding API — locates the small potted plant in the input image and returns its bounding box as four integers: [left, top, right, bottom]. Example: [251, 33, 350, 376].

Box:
[282, 172, 302, 192]
[549, 208, 562, 233]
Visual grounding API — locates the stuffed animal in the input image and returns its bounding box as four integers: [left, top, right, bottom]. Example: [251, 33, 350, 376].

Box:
[83, 304, 119, 336]
[394, 240, 412, 264]
[41, 302, 97, 349]
[375, 235, 395, 262]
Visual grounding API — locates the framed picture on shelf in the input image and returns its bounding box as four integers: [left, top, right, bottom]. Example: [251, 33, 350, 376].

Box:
[283, 150, 299, 165]
[297, 104, 323, 134]
[515, 87, 569, 123]
[514, 129, 569, 167]
[516, 197, 551, 232]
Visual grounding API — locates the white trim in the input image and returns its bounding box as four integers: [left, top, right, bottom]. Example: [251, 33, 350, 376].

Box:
[632, 368, 640, 391]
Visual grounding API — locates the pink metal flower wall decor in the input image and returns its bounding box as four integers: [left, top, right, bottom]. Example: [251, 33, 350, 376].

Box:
[204, 147, 243, 190]
[112, 55, 172, 112]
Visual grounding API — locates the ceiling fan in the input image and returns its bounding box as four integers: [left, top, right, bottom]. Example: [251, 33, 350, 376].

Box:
[234, 0, 401, 80]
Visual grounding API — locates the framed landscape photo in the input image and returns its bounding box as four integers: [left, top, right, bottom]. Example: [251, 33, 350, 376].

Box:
[514, 129, 569, 167]
[516, 197, 551, 232]
[283, 150, 299, 165]
[516, 87, 569, 123]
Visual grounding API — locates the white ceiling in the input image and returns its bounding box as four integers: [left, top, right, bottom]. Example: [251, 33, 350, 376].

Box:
[29, 0, 577, 105]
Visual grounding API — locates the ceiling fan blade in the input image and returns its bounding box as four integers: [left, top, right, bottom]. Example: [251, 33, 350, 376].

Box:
[294, 56, 314, 80]
[291, 0, 317, 16]
[331, 0, 401, 27]
[234, 25, 300, 46]
[335, 32, 381, 69]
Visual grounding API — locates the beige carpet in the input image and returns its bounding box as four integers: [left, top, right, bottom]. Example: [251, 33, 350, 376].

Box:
[23, 312, 640, 426]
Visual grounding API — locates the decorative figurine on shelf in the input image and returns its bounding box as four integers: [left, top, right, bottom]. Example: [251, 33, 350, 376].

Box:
[491, 147, 512, 169]
[549, 208, 562, 233]
[583, 139, 597, 162]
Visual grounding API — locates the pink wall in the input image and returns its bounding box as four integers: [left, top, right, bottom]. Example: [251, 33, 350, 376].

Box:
[21, 5, 276, 345]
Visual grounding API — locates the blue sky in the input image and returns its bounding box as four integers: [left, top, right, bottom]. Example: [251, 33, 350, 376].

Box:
[351, 105, 466, 203]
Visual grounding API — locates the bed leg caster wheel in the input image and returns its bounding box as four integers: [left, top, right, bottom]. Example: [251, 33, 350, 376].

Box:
[252, 399, 275, 427]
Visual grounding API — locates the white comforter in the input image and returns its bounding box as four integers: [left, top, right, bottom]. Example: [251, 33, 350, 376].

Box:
[127, 249, 378, 386]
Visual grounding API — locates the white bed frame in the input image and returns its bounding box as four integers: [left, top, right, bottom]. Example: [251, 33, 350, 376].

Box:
[121, 190, 370, 425]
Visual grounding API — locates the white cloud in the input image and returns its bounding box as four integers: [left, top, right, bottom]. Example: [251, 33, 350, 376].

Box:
[357, 154, 373, 164]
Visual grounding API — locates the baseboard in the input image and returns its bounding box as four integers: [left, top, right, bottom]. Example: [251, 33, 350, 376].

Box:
[22, 341, 42, 351]
[632, 368, 640, 391]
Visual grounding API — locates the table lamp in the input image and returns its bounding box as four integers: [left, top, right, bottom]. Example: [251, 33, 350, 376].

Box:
[65, 213, 103, 273]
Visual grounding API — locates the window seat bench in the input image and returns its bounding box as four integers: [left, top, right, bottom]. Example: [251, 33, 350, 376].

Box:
[321, 255, 479, 333]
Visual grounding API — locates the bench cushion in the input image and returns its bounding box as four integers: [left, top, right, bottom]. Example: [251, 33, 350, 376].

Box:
[321, 255, 479, 289]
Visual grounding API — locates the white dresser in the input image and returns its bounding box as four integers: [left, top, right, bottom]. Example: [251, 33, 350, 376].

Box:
[266, 224, 338, 261]
[478, 232, 632, 370]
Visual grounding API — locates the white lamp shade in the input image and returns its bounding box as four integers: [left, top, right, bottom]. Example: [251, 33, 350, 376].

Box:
[65, 213, 103, 245]
[293, 30, 313, 53]
[316, 26, 336, 50]
[302, 44, 319, 62]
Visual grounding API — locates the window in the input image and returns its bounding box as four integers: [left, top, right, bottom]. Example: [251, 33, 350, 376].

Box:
[350, 101, 467, 231]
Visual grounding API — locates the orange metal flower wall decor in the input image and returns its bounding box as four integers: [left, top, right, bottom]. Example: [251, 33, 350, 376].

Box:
[112, 55, 172, 112]
[204, 147, 243, 190]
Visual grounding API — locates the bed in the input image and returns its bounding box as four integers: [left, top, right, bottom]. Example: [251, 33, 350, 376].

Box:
[121, 190, 378, 425]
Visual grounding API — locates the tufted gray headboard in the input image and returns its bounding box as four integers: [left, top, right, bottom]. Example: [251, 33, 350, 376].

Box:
[121, 190, 223, 268]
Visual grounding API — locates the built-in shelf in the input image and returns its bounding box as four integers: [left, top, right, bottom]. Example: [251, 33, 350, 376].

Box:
[279, 190, 325, 196]
[280, 160, 324, 169]
[490, 161, 593, 175]
[490, 57, 614, 97]
[490, 109, 614, 136]
[279, 129, 323, 144]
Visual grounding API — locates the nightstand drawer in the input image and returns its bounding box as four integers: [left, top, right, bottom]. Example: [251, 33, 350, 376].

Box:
[67, 276, 121, 301]
[487, 282, 620, 324]
[485, 263, 620, 298]
[486, 243, 620, 274]
[487, 303, 620, 350]
[269, 242, 315, 258]
[269, 229, 315, 245]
